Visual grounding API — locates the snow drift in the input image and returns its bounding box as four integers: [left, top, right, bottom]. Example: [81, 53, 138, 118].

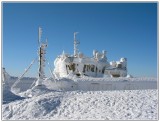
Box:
[2, 90, 158, 120]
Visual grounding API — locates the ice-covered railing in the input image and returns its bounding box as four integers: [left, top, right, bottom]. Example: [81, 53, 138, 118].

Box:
[40, 76, 157, 92]
[75, 77, 157, 82]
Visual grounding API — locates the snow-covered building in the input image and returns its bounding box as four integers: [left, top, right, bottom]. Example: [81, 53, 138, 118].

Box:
[53, 32, 127, 78]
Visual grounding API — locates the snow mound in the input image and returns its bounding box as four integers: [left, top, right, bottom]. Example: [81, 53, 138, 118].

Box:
[2, 92, 62, 120]
[2, 90, 158, 120]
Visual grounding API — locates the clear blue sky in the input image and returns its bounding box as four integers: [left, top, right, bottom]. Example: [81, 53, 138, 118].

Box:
[3, 2, 157, 77]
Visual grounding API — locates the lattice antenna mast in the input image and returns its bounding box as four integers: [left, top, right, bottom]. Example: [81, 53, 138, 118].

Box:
[74, 32, 80, 57]
[36, 27, 48, 86]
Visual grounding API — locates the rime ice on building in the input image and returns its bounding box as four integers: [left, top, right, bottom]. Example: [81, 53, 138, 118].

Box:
[53, 32, 127, 78]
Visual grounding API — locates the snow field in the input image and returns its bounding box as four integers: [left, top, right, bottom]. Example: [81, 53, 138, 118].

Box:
[2, 89, 158, 120]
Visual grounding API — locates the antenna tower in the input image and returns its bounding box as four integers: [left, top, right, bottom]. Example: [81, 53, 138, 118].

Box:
[74, 32, 80, 57]
[36, 27, 48, 86]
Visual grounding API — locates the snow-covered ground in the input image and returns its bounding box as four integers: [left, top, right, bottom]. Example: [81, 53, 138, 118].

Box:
[2, 89, 158, 120]
[2, 75, 158, 120]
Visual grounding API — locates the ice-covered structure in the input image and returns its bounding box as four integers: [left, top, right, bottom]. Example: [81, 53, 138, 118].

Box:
[106, 58, 127, 77]
[2, 68, 24, 104]
[2, 67, 11, 82]
[54, 32, 127, 78]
